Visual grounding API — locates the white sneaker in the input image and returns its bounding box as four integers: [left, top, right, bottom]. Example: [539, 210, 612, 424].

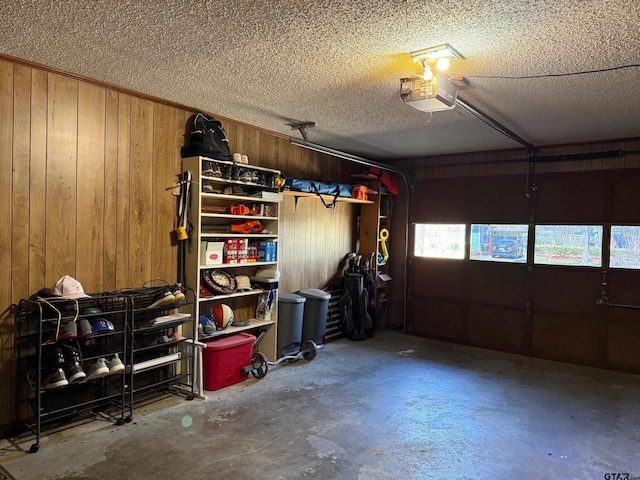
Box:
[85, 358, 109, 381]
[43, 368, 69, 390]
[107, 354, 125, 375]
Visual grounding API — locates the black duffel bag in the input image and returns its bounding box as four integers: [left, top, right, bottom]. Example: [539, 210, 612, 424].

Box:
[181, 112, 232, 161]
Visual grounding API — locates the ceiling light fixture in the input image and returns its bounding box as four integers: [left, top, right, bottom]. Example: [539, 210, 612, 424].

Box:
[402, 44, 465, 112]
[410, 43, 465, 80]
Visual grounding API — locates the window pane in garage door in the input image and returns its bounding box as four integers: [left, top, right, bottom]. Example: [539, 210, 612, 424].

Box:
[414, 224, 466, 259]
[534, 225, 602, 267]
[470, 224, 528, 263]
[610, 225, 640, 269]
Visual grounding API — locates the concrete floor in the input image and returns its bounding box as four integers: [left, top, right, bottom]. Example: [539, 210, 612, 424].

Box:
[1, 330, 639, 480]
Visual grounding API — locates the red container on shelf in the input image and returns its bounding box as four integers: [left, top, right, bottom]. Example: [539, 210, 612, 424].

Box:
[202, 333, 256, 391]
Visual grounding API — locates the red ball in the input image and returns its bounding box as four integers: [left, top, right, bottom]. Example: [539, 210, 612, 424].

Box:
[212, 304, 234, 329]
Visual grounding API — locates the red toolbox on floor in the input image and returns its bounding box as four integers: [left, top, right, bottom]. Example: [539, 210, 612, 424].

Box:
[202, 333, 256, 391]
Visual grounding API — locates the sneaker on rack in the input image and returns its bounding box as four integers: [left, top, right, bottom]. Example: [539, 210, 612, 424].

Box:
[238, 169, 253, 182]
[47, 347, 66, 368]
[85, 358, 110, 381]
[172, 284, 185, 302]
[251, 170, 259, 182]
[107, 354, 125, 375]
[220, 164, 232, 180]
[43, 367, 69, 390]
[63, 345, 86, 383]
[231, 164, 240, 180]
[202, 161, 215, 177]
[265, 173, 275, 188]
[58, 320, 78, 340]
[148, 289, 176, 308]
[77, 318, 93, 337]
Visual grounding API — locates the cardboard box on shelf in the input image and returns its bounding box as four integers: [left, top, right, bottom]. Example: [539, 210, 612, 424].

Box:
[201, 241, 224, 265]
[224, 239, 239, 264]
[238, 238, 248, 264]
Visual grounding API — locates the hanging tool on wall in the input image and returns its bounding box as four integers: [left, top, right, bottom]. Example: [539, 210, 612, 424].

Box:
[175, 171, 192, 287]
[378, 228, 390, 266]
[176, 171, 192, 241]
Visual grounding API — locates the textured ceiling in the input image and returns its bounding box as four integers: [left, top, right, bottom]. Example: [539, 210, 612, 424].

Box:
[1, 0, 640, 160]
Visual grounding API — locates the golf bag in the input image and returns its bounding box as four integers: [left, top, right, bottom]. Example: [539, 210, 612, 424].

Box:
[339, 255, 377, 341]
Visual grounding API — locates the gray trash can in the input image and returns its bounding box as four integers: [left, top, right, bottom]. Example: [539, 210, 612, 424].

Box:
[299, 288, 331, 346]
[277, 293, 306, 358]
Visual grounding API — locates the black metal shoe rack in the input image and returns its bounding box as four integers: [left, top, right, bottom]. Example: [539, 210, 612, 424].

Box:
[122, 288, 196, 423]
[16, 288, 196, 453]
[16, 293, 128, 453]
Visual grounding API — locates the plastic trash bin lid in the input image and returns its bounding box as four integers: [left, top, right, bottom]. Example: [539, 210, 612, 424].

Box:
[279, 293, 306, 304]
[298, 288, 331, 300]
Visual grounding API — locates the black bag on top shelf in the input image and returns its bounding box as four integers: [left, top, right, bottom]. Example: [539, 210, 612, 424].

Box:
[181, 112, 232, 161]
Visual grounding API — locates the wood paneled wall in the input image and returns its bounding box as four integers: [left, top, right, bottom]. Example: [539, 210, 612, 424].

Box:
[0, 57, 358, 433]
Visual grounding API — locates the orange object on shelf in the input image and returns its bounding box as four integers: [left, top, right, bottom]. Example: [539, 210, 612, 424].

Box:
[230, 204, 257, 215]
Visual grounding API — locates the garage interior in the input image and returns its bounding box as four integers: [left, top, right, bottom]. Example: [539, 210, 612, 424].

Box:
[1, 1, 640, 478]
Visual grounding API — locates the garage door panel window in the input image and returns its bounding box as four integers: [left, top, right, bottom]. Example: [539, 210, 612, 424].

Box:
[534, 225, 602, 267]
[414, 224, 466, 259]
[610, 225, 640, 269]
[470, 224, 529, 263]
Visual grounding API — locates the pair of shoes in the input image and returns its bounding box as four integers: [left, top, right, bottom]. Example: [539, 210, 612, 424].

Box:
[264, 173, 275, 188]
[40, 346, 79, 389]
[84, 358, 110, 381]
[148, 289, 176, 308]
[220, 164, 232, 180]
[238, 168, 259, 183]
[202, 161, 222, 177]
[83, 354, 124, 381]
[47, 319, 92, 343]
[64, 345, 86, 383]
[148, 285, 185, 308]
[43, 346, 86, 385]
[107, 353, 125, 374]
[172, 284, 185, 302]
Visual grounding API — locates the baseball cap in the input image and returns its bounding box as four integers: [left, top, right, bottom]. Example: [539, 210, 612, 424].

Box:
[90, 317, 114, 334]
[235, 275, 252, 291]
[254, 266, 280, 280]
[53, 275, 91, 299]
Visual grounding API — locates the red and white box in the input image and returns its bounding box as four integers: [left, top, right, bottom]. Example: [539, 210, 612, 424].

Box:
[224, 239, 239, 264]
[201, 241, 224, 265]
[238, 238, 248, 264]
